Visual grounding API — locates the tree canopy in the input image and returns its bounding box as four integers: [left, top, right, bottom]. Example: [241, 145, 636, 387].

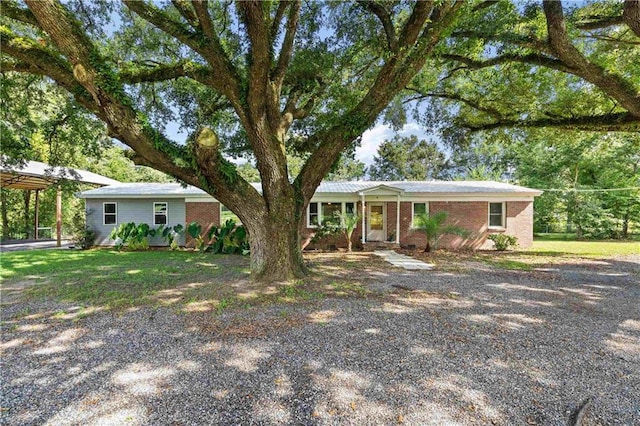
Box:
[2, 0, 638, 280]
[368, 135, 450, 180]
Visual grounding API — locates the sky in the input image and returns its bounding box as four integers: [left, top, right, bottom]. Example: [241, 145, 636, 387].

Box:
[164, 118, 433, 168]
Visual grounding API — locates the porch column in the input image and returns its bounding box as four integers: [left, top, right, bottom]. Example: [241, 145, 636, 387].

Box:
[360, 193, 366, 244]
[396, 194, 400, 244]
[56, 185, 62, 247]
[34, 189, 40, 240]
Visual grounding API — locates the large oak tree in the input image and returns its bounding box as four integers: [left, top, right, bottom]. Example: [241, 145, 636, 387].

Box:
[2, 0, 638, 281]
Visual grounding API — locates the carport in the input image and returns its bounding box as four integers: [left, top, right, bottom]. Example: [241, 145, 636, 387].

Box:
[0, 160, 119, 246]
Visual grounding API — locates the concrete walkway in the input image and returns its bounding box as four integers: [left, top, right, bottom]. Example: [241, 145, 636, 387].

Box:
[0, 240, 72, 252]
[372, 250, 434, 270]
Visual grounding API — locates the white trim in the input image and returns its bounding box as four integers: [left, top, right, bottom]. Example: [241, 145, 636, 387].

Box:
[153, 202, 168, 225]
[103, 202, 117, 225]
[488, 201, 506, 229]
[306, 201, 356, 228]
[307, 201, 319, 228]
[366, 202, 386, 241]
[361, 196, 365, 244]
[358, 184, 405, 195]
[411, 201, 428, 229]
[185, 197, 219, 203]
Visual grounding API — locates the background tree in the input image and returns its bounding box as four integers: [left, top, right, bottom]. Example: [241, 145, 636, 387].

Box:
[368, 135, 450, 180]
[326, 156, 367, 182]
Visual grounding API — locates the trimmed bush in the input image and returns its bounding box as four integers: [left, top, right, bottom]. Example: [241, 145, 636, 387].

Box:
[488, 234, 518, 251]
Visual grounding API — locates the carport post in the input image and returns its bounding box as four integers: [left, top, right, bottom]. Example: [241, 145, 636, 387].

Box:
[34, 189, 39, 240]
[360, 193, 366, 244]
[56, 185, 62, 247]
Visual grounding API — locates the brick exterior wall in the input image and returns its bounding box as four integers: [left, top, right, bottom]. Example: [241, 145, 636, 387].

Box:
[301, 199, 535, 251]
[185, 202, 220, 244]
[504, 201, 534, 248]
[301, 202, 364, 250]
[418, 201, 488, 250]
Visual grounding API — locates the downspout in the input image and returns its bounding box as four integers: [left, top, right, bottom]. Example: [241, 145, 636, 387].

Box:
[396, 193, 400, 244]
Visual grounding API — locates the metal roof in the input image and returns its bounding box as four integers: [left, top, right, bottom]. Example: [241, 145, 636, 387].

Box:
[78, 180, 542, 198]
[317, 180, 542, 194]
[77, 183, 208, 198]
[1, 160, 120, 190]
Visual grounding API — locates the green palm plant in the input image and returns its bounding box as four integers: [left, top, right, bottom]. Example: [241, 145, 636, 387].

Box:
[334, 211, 360, 253]
[413, 212, 469, 252]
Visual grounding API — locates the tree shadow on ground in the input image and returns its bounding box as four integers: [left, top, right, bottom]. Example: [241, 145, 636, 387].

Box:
[1, 254, 638, 425]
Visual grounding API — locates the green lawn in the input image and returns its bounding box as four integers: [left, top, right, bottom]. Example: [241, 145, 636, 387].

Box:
[0, 249, 250, 310]
[530, 239, 639, 256]
[0, 249, 374, 314]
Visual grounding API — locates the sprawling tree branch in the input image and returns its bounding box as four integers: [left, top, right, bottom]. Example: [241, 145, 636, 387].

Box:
[2, 1, 39, 27]
[118, 61, 213, 85]
[237, 1, 271, 120]
[623, 0, 640, 37]
[358, 1, 397, 51]
[124, 0, 243, 111]
[441, 53, 576, 74]
[170, 0, 199, 28]
[272, 0, 300, 89]
[543, 0, 640, 117]
[406, 88, 505, 119]
[296, 1, 463, 201]
[0, 28, 95, 109]
[575, 15, 624, 31]
[464, 112, 640, 132]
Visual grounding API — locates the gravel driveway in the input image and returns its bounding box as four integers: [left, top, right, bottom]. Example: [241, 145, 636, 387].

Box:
[1, 254, 638, 425]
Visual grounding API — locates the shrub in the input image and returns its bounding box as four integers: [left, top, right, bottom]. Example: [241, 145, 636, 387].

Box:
[488, 233, 518, 251]
[109, 222, 158, 250]
[71, 209, 95, 249]
[187, 219, 249, 254]
[413, 212, 469, 252]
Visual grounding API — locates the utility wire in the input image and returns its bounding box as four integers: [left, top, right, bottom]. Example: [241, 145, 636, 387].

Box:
[535, 187, 640, 192]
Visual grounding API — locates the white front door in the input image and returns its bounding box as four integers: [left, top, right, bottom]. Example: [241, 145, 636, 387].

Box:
[367, 203, 385, 241]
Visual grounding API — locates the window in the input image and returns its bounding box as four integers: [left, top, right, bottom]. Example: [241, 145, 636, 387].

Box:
[154, 202, 168, 225]
[221, 205, 242, 224]
[103, 202, 117, 225]
[309, 202, 319, 226]
[412, 202, 428, 228]
[322, 202, 341, 225]
[489, 202, 505, 228]
[307, 201, 357, 227]
[345, 202, 355, 215]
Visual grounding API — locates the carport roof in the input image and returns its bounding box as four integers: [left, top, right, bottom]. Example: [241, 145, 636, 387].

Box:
[0, 160, 119, 190]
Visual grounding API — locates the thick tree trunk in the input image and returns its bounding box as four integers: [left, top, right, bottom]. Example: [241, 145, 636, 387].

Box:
[243, 206, 307, 281]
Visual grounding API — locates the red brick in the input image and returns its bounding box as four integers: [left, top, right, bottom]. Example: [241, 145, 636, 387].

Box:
[185, 202, 220, 243]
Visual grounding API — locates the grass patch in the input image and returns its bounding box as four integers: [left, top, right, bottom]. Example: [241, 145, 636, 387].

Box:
[1, 249, 379, 315]
[0, 249, 248, 309]
[474, 256, 533, 271]
[329, 281, 369, 297]
[530, 240, 639, 256]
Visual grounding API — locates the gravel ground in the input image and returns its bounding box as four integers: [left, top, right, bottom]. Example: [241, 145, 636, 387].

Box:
[1, 254, 639, 425]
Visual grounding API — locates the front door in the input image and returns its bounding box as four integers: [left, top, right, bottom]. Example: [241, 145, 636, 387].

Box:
[367, 203, 385, 241]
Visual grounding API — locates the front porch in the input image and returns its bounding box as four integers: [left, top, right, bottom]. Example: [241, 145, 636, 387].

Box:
[361, 241, 400, 252]
[358, 184, 405, 245]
